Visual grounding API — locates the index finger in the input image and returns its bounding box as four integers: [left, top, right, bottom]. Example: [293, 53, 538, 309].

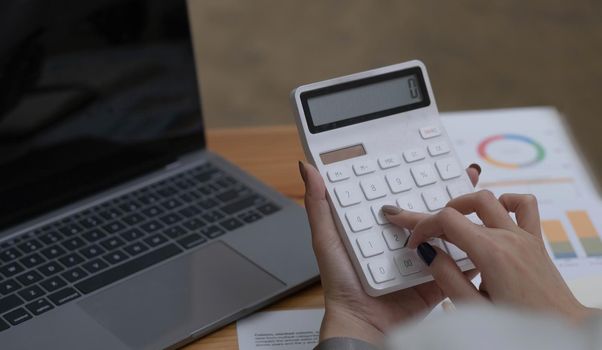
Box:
[406, 207, 487, 260]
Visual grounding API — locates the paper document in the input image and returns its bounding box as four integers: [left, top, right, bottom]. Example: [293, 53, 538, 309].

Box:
[237, 309, 324, 350]
[441, 107, 600, 204]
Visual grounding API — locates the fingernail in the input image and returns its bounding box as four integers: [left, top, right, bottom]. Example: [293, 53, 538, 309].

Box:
[417, 242, 437, 266]
[298, 161, 307, 184]
[469, 163, 482, 175]
[381, 205, 402, 215]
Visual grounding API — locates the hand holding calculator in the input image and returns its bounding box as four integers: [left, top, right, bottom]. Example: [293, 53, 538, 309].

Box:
[291, 61, 474, 296]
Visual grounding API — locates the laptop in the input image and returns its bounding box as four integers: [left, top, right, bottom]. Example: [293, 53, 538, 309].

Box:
[0, 1, 318, 348]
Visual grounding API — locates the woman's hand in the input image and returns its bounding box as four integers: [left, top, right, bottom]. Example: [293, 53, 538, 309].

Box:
[385, 190, 593, 322]
[298, 161, 481, 345]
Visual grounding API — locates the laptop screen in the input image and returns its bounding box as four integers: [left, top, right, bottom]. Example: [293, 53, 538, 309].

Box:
[0, 0, 205, 231]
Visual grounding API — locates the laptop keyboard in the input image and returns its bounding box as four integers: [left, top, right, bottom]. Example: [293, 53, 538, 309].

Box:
[0, 163, 281, 331]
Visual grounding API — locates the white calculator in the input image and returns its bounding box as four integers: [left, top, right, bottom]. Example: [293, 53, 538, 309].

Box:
[291, 60, 474, 296]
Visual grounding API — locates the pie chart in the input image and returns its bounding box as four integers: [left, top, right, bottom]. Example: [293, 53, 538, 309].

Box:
[477, 134, 545, 169]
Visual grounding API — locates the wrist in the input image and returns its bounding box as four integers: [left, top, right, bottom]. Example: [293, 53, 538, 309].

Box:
[320, 305, 383, 346]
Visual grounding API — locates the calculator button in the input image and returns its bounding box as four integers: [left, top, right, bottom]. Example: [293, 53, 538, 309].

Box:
[428, 142, 450, 156]
[395, 251, 425, 276]
[352, 160, 376, 176]
[421, 188, 449, 212]
[435, 159, 462, 180]
[382, 227, 407, 250]
[378, 155, 401, 169]
[327, 167, 350, 182]
[360, 176, 388, 201]
[444, 242, 469, 261]
[356, 234, 385, 258]
[410, 164, 437, 187]
[419, 126, 441, 139]
[334, 184, 362, 207]
[368, 259, 396, 283]
[396, 194, 426, 212]
[345, 209, 373, 232]
[446, 182, 473, 199]
[370, 200, 395, 225]
[385, 170, 412, 194]
[403, 148, 425, 163]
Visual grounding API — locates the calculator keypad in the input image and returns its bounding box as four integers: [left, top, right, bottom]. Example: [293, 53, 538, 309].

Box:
[325, 126, 472, 287]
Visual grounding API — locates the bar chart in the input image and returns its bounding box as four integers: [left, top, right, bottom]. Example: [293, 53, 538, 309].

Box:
[541, 220, 577, 259]
[567, 211, 602, 257]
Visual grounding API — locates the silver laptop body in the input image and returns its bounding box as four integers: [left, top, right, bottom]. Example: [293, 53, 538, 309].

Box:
[0, 1, 318, 348]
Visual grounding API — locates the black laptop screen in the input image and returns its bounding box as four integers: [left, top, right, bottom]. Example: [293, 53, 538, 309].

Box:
[0, 0, 205, 231]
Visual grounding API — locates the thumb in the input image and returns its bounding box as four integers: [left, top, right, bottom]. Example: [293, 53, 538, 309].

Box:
[418, 243, 484, 303]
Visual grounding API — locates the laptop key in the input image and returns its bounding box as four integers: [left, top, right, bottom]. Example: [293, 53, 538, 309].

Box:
[17, 239, 43, 254]
[38, 261, 64, 277]
[40, 276, 68, 293]
[100, 237, 125, 251]
[0, 317, 9, 332]
[123, 213, 145, 225]
[80, 244, 106, 259]
[19, 253, 45, 269]
[79, 216, 103, 229]
[199, 225, 226, 239]
[62, 267, 88, 283]
[103, 250, 129, 265]
[103, 221, 126, 234]
[26, 298, 54, 316]
[201, 210, 225, 223]
[142, 206, 163, 218]
[219, 218, 244, 231]
[140, 220, 164, 233]
[159, 213, 183, 225]
[0, 262, 25, 278]
[182, 218, 205, 231]
[221, 195, 263, 215]
[240, 211, 263, 223]
[18, 285, 45, 301]
[143, 234, 168, 248]
[48, 287, 80, 306]
[163, 226, 186, 239]
[161, 198, 183, 210]
[120, 229, 145, 242]
[82, 259, 108, 274]
[177, 234, 207, 249]
[16, 271, 43, 286]
[75, 244, 182, 294]
[59, 253, 85, 268]
[178, 205, 202, 218]
[82, 229, 107, 243]
[0, 294, 23, 314]
[0, 248, 22, 263]
[62, 237, 87, 250]
[123, 242, 149, 256]
[59, 224, 84, 237]
[4, 307, 32, 326]
[98, 209, 122, 221]
[257, 203, 281, 216]
[198, 198, 218, 210]
[0, 279, 21, 295]
[40, 245, 66, 259]
[37, 231, 63, 245]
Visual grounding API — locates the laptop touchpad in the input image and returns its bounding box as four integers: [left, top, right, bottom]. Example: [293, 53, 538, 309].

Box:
[78, 241, 285, 349]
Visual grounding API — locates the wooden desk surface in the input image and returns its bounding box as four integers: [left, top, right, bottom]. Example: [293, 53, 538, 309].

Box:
[183, 126, 324, 349]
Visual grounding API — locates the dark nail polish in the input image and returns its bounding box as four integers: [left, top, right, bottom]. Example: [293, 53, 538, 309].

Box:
[417, 242, 437, 266]
[298, 161, 307, 183]
[469, 163, 482, 175]
[381, 205, 402, 215]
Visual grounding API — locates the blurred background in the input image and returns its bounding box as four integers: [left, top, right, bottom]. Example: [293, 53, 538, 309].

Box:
[188, 0, 601, 181]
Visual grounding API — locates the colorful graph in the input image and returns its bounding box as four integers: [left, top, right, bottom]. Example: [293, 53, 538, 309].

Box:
[541, 220, 577, 259]
[477, 134, 545, 169]
[567, 211, 602, 257]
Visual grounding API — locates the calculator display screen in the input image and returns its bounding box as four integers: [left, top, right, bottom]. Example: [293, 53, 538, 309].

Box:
[301, 67, 430, 133]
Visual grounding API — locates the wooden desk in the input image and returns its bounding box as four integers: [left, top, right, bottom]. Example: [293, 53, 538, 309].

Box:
[183, 126, 324, 349]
